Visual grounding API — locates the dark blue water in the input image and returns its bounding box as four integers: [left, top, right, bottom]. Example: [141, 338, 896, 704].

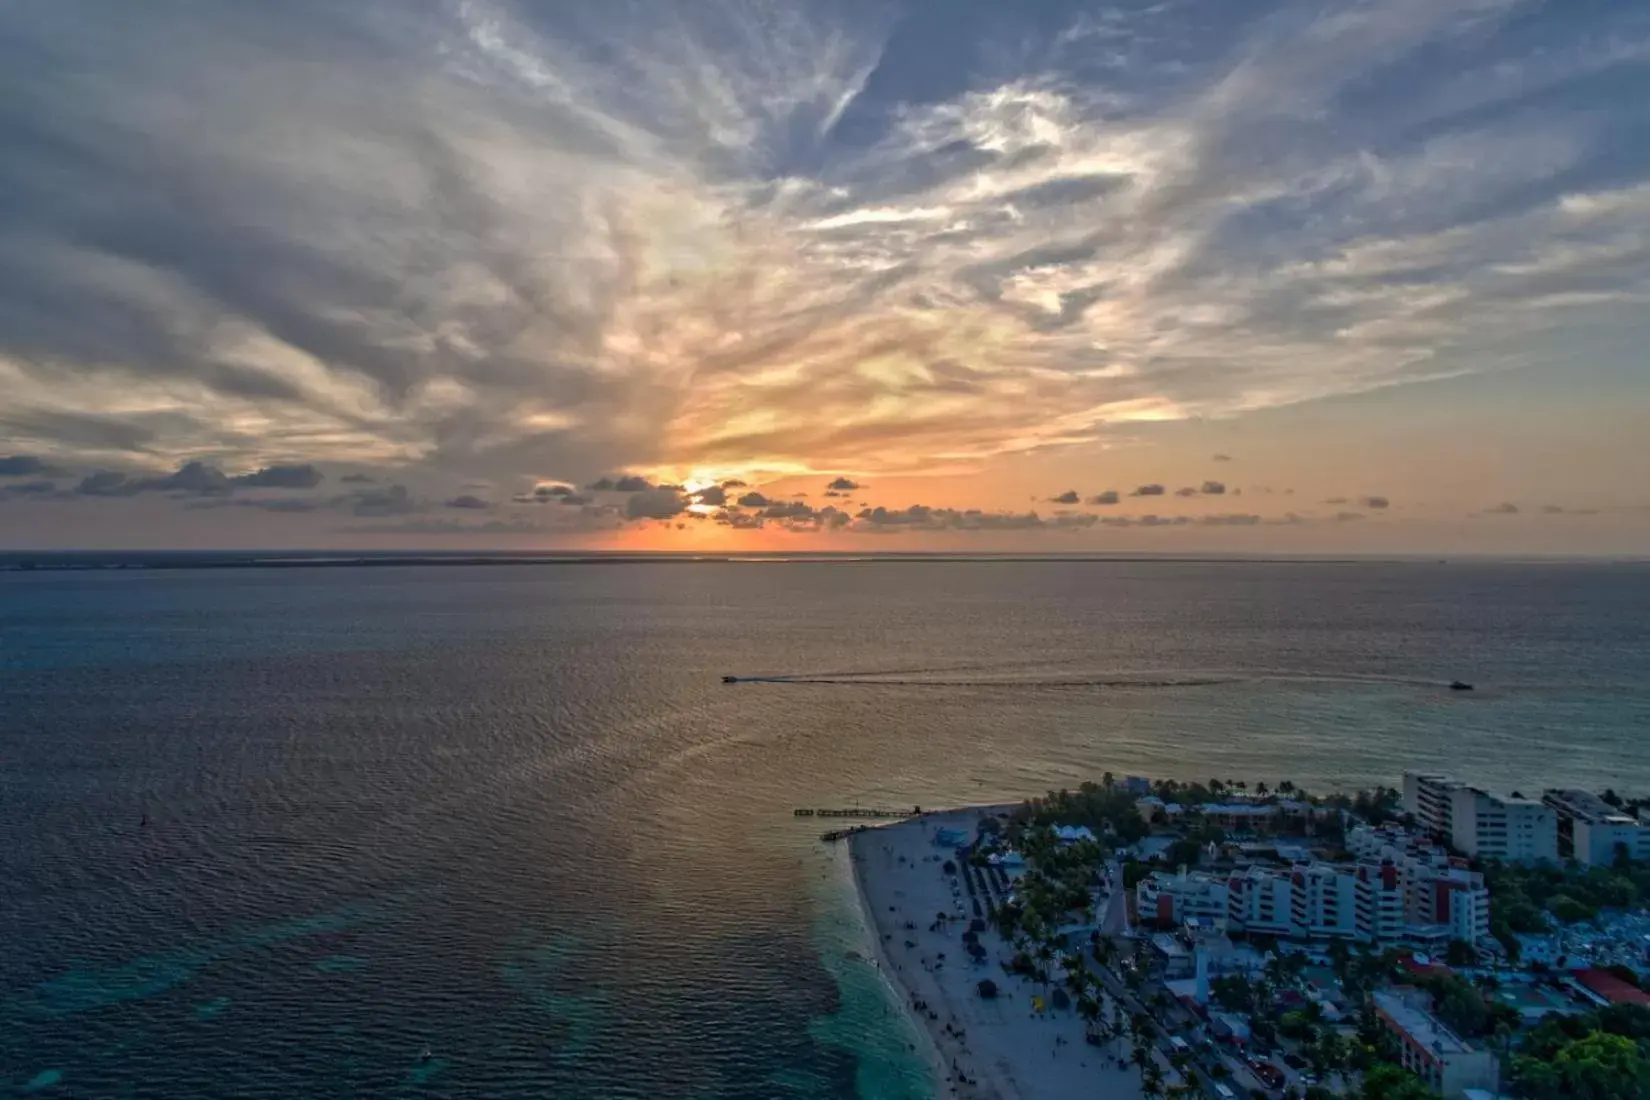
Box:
[2, 560, 1648, 1097]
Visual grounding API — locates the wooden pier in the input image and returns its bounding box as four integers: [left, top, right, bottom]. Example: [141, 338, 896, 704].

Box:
[793, 806, 921, 819]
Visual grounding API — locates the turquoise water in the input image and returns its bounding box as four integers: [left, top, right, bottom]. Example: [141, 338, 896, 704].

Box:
[1, 559, 1647, 1096]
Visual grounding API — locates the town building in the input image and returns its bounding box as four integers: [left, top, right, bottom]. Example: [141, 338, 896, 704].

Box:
[1347, 825, 1491, 947]
[1542, 789, 1650, 866]
[1403, 772, 1557, 863]
[1138, 869, 1229, 927]
[1372, 989, 1500, 1099]
[1404, 772, 1462, 837]
[1139, 852, 1479, 948]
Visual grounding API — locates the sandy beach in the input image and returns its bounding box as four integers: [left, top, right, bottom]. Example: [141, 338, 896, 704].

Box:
[849, 809, 1145, 1100]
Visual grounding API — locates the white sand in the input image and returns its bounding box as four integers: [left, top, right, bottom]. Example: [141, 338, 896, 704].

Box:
[850, 810, 1146, 1100]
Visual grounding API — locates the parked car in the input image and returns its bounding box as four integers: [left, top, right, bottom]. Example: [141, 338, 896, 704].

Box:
[1252, 1063, 1286, 1090]
[1281, 1053, 1306, 1070]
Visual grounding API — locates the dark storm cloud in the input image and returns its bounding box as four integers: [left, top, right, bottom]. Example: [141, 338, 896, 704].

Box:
[0, 455, 65, 478]
[1131, 484, 1165, 497]
[445, 494, 491, 510]
[761, 500, 816, 520]
[1201, 481, 1226, 495]
[233, 464, 323, 489]
[1359, 495, 1390, 510]
[1050, 489, 1080, 504]
[1088, 491, 1119, 505]
[624, 488, 687, 520]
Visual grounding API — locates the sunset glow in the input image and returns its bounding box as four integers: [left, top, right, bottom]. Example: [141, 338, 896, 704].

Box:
[1, 1, 1647, 553]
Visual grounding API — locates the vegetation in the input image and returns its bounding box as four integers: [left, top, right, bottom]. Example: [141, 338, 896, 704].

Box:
[1484, 859, 1650, 954]
[1016, 781, 1149, 844]
[1510, 1005, 1650, 1100]
[1357, 1064, 1439, 1100]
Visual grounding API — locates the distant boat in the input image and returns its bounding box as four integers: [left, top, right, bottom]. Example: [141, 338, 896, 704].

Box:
[1449, 680, 1474, 691]
[722, 675, 739, 684]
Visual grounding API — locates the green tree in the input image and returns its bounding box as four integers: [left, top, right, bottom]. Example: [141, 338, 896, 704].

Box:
[1358, 1063, 1440, 1100]
[1512, 1031, 1650, 1100]
[1444, 939, 1477, 968]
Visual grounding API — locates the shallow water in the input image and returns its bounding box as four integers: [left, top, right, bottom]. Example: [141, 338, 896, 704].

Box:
[2, 559, 1647, 1096]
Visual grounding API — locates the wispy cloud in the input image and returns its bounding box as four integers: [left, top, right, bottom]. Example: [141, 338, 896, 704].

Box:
[0, 0, 1647, 543]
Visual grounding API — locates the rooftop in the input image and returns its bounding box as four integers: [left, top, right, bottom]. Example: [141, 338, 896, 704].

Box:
[1373, 991, 1477, 1056]
[1572, 968, 1650, 1008]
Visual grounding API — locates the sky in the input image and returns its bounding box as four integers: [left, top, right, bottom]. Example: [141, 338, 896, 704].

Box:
[1, 0, 1648, 554]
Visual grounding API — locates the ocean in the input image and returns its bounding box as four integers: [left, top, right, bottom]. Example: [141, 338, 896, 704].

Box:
[2, 557, 1647, 1098]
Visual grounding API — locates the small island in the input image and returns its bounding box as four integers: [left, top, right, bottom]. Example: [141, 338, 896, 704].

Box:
[847, 772, 1650, 1100]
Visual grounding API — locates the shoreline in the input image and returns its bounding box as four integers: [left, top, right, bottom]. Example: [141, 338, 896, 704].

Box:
[845, 805, 1141, 1100]
[849, 822, 952, 1100]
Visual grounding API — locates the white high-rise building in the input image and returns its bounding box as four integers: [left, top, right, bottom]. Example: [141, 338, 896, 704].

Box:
[1543, 789, 1650, 866]
[1403, 772, 1558, 864]
[1449, 787, 1557, 863]
[1403, 772, 1462, 837]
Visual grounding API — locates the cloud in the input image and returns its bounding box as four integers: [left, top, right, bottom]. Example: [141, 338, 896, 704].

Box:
[343, 517, 552, 537]
[1212, 454, 1233, 463]
[624, 488, 688, 520]
[1131, 484, 1165, 497]
[1334, 511, 1366, 523]
[693, 484, 727, 506]
[736, 491, 771, 508]
[586, 478, 617, 492]
[1323, 497, 1349, 505]
[1, 1, 1648, 544]
[1360, 495, 1391, 510]
[339, 473, 376, 484]
[1050, 489, 1081, 504]
[232, 464, 324, 489]
[1, 479, 59, 496]
[827, 477, 861, 491]
[1201, 513, 1262, 526]
[347, 484, 420, 517]
[1201, 481, 1226, 495]
[445, 494, 491, 510]
[1174, 487, 1198, 497]
[1485, 501, 1520, 515]
[0, 455, 65, 478]
[761, 500, 816, 520]
[612, 476, 652, 493]
[1088, 491, 1120, 505]
[223, 497, 322, 514]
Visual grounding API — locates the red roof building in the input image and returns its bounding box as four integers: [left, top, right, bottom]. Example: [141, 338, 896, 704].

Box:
[1572, 968, 1650, 1007]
